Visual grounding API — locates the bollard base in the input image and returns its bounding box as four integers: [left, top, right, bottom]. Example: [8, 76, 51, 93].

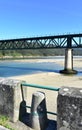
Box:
[60, 69, 77, 75]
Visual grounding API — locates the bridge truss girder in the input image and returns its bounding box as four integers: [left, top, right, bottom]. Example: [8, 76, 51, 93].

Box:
[0, 34, 82, 50]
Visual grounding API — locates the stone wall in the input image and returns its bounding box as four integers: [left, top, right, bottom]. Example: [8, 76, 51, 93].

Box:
[0, 78, 27, 122]
[1, 78, 82, 130]
[57, 86, 82, 130]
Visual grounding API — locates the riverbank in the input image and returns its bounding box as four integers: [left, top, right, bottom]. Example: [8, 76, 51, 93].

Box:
[10, 56, 82, 88]
[8, 57, 82, 120]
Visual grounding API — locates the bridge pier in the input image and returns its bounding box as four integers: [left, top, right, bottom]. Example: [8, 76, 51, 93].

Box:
[60, 48, 77, 74]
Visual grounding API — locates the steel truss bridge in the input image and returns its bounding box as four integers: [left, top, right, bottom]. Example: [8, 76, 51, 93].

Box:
[0, 33, 82, 50]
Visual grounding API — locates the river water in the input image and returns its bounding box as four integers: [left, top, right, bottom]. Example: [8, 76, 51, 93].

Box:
[0, 56, 82, 77]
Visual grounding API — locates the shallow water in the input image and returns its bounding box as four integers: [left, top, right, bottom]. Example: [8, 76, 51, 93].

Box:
[0, 60, 62, 77]
[0, 56, 82, 77]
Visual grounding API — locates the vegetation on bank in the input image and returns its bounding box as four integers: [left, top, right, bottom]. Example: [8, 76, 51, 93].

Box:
[0, 115, 15, 130]
[0, 48, 82, 59]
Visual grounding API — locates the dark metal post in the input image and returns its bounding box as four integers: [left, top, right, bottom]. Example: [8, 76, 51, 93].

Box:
[67, 36, 72, 48]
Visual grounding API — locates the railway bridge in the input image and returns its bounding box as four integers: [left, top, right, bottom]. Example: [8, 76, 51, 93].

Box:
[1, 33, 82, 74]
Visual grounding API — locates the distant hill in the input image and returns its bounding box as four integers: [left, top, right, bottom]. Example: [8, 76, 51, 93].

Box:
[0, 48, 82, 59]
[73, 48, 82, 55]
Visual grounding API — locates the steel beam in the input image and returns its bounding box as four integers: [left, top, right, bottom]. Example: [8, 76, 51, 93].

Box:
[0, 33, 82, 50]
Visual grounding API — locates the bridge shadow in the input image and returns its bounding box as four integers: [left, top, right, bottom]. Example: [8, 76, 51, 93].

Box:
[0, 65, 60, 77]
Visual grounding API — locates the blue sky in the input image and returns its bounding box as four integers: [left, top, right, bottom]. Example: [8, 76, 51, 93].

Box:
[0, 0, 82, 39]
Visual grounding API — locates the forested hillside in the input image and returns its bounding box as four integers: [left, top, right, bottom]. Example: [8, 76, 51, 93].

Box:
[0, 48, 82, 59]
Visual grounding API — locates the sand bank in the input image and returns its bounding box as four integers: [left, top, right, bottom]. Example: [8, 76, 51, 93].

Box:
[10, 57, 82, 120]
[11, 57, 82, 88]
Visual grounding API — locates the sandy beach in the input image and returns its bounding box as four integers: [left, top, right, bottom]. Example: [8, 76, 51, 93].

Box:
[11, 56, 82, 88]
[10, 57, 82, 120]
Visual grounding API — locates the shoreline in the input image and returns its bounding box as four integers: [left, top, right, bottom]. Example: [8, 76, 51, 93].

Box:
[1, 56, 82, 120]
[8, 56, 82, 88]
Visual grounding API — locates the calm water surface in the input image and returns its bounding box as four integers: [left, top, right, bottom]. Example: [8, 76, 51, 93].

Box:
[0, 56, 82, 77]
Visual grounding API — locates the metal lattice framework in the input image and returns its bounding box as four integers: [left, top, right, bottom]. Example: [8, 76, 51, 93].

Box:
[0, 33, 82, 50]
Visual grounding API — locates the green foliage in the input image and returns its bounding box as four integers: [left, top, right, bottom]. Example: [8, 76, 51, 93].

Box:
[0, 48, 82, 59]
[0, 52, 3, 57]
[0, 115, 15, 130]
[12, 51, 21, 57]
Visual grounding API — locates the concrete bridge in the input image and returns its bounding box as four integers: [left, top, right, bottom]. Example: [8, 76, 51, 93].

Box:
[1, 33, 82, 74]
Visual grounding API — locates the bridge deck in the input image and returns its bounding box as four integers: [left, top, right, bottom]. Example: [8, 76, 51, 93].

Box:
[0, 33, 82, 50]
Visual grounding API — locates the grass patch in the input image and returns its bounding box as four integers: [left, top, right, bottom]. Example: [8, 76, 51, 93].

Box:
[0, 115, 15, 130]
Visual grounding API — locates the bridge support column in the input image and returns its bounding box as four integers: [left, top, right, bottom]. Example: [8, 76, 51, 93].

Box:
[60, 48, 77, 74]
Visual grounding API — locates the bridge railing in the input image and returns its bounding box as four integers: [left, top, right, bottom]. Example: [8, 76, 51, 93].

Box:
[21, 83, 60, 116]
